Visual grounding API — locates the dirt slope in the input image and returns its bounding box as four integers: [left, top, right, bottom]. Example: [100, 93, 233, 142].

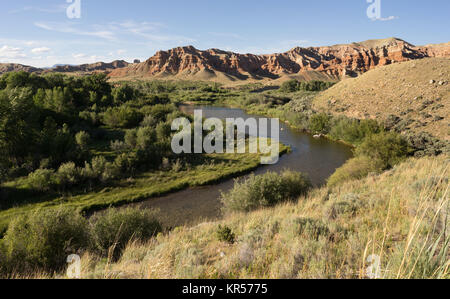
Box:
[314, 58, 450, 140]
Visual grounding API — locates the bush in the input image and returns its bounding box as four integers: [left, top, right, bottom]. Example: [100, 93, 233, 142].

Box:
[309, 113, 331, 134]
[216, 225, 236, 244]
[90, 208, 162, 259]
[293, 218, 330, 241]
[27, 168, 55, 192]
[137, 126, 157, 150]
[280, 80, 335, 93]
[2, 208, 89, 272]
[323, 193, 364, 220]
[329, 118, 383, 145]
[327, 156, 384, 187]
[355, 132, 410, 169]
[221, 170, 311, 213]
[56, 162, 81, 190]
[103, 106, 142, 128]
[75, 131, 90, 150]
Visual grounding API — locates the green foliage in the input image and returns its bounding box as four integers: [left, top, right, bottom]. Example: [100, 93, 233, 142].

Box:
[216, 225, 236, 244]
[136, 126, 157, 150]
[27, 169, 55, 192]
[2, 208, 89, 272]
[112, 84, 137, 104]
[324, 194, 363, 220]
[329, 117, 383, 145]
[90, 208, 162, 259]
[102, 106, 143, 128]
[55, 162, 81, 190]
[221, 170, 311, 213]
[293, 218, 330, 241]
[356, 132, 410, 169]
[75, 131, 90, 150]
[308, 113, 331, 134]
[327, 156, 384, 187]
[280, 80, 335, 93]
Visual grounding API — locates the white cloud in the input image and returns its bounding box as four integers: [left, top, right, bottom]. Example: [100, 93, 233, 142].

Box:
[35, 22, 116, 40]
[0, 45, 26, 59]
[372, 16, 399, 21]
[9, 5, 67, 14]
[31, 47, 51, 54]
[110, 21, 196, 44]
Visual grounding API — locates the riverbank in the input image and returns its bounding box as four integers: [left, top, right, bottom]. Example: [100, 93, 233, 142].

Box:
[0, 144, 289, 235]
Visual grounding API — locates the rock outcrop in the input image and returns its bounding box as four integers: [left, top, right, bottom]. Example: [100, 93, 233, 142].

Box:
[109, 38, 450, 81]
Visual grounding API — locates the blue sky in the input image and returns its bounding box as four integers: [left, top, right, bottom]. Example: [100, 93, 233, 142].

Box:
[1, 0, 449, 67]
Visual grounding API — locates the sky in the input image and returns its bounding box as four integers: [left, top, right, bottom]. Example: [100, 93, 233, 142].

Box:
[1, 0, 449, 67]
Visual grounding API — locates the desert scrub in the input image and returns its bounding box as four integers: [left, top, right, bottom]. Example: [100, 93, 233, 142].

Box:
[356, 132, 410, 169]
[221, 170, 311, 213]
[2, 208, 89, 272]
[89, 207, 162, 259]
[216, 225, 236, 244]
[327, 156, 384, 187]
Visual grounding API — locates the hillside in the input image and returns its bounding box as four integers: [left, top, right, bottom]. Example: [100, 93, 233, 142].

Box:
[109, 38, 450, 84]
[0, 60, 131, 76]
[43, 60, 130, 74]
[63, 155, 448, 279]
[0, 63, 41, 75]
[314, 57, 450, 140]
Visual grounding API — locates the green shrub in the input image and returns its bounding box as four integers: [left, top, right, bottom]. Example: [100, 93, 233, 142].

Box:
[27, 168, 55, 192]
[2, 208, 89, 272]
[327, 156, 384, 187]
[308, 113, 331, 134]
[293, 218, 330, 241]
[75, 131, 90, 150]
[103, 106, 143, 128]
[221, 170, 311, 213]
[216, 225, 236, 244]
[355, 132, 410, 169]
[280, 80, 335, 93]
[56, 162, 81, 190]
[124, 129, 138, 149]
[90, 208, 162, 259]
[324, 194, 364, 220]
[329, 118, 383, 145]
[136, 126, 157, 150]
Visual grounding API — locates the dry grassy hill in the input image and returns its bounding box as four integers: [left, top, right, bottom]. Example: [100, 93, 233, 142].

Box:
[314, 58, 450, 140]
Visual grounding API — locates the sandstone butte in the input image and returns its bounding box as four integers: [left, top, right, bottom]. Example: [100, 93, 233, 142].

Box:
[108, 38, 450, 81]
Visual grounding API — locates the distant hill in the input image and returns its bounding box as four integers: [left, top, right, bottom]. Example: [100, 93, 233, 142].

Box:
[0, 63, 42, 75]
[44, 60, 130, 74]
[0, 60, 130, 75]
[109, 38, 450, 84]
[314, 57, 450, 140]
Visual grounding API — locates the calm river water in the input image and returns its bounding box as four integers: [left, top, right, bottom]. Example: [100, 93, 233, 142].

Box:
[133, 105, 353, 227]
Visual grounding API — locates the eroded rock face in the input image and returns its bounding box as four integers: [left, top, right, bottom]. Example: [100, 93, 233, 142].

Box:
[109, 38, 450, 80]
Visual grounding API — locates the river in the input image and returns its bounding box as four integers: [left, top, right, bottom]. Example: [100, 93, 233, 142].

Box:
[133, 105, 353, 227]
